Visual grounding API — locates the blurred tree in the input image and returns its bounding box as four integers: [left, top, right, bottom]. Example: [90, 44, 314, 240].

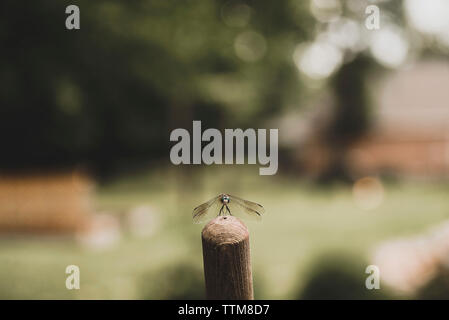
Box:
[328, 55, 374, 145]
[0, 0, 311, 176]
[318, 55, 376, 182]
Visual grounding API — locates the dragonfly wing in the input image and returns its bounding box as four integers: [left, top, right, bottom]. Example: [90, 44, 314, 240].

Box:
[192, 195, 221, 224]
[227, 195, 264, 221]
[229, 195, 265, 215]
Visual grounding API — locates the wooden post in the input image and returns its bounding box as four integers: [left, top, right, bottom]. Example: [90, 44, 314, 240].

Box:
[201, 216, 254, 300]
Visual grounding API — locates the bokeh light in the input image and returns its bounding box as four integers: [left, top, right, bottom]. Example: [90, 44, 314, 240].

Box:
[221, 2, 252, 28]
[405, 0, 449, 35]
[293, 41, 343, 79]
[326, 18, 362, 51]
[310, 0, 342, 23]
[234, 31, 267, 62]
[369, 25, 409, 68]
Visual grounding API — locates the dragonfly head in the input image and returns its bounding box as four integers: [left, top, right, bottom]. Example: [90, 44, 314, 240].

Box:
[221, 194, 230, 204]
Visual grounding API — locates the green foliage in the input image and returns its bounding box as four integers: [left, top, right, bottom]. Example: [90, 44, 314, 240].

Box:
[0, 0, 311, 175]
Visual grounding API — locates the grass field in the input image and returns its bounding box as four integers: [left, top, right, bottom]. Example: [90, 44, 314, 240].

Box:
[1, 167, 448, 299]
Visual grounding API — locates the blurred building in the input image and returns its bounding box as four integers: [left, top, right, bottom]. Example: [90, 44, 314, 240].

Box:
[348, 60, 449, 178]
[0, 171, 93, 233]
[287, 60, 449, 179]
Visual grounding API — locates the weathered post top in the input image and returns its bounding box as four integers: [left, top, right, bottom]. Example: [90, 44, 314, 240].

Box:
[201, 216, 254, 300]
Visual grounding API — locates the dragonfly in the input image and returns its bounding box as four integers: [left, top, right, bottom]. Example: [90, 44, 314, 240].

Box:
[192, 193, 265, 223]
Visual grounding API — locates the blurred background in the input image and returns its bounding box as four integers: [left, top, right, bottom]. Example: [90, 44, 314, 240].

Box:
[1, 0, 449, 299]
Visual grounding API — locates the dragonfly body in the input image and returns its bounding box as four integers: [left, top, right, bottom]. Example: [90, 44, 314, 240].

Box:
[218, 194, 231, 216]
[193, 193, 264, 223]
